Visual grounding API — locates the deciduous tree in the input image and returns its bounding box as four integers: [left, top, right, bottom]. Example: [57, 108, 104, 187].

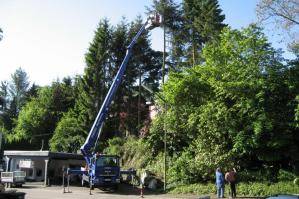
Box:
[256, 0, 299, 54]
[150, 25, 299, 182]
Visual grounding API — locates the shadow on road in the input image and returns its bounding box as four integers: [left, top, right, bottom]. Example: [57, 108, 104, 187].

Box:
[92, 183, 164, 196]
[20, 182, 164, 197]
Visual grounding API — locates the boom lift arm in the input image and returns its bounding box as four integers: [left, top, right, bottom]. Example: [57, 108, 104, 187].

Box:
[80, 14, 161, 165]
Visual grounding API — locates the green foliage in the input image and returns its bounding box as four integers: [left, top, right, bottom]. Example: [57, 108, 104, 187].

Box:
[121, 137, 152, 169]
[104, 136, 152, 170]
[169, 183, 215, 195]
[50, 17, 162, 153]
[145, 152, 165, 179]
[103, 137, 125, 156]
[168, 151, 200, 184]
[237, 182, 299, 197]
[147, 0, 226, 67]
[296, 96, 299, 127]
[147, 0, 184, 66]
[149, 25, 299, 183]
[10, 80, 76, 149]
[170, 182, 299, 197]
[50, 110, 85, 153]
[75, 18, 112, 137]
[104, 136, 166, 181]
[8, 67, 30, 116]
[278, 170, 297, 182]
[0, 68, 30, 132]
[183, 0, 226, 66]
[238, 169, 277, 182]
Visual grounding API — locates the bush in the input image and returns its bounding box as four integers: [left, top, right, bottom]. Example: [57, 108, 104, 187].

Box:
[277, 169, 296, 181]
[237, 182, 299, 196]
[121, 137, 152, 170]
[238, 169, 277, 182]
[103, 137, 125, 156]
[145, 153, 165, 179]
[169, 183, 216, 195]
[104, 136, 153, 171]
[170, 182, 299, 197]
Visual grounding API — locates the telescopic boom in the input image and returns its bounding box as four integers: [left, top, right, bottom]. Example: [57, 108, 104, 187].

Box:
[80, 14, 161, 165]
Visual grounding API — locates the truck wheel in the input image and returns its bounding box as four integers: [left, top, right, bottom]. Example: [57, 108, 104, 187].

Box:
[16, 184, 22, 188]
[113, 185, 118, 191]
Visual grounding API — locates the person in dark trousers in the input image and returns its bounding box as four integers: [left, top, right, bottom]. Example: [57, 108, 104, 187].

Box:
[225, 168, 237, 198]
[215, 168, 225, 198]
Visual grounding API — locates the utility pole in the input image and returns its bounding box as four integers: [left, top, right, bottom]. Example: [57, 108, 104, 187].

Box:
[138, 65, 141, 128]
[162, 23, 166, 84]
[141, 84, 169, 192]
[162, 14, 167, 192]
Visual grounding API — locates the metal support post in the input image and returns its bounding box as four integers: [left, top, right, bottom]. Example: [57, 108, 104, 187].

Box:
[89, 182, 92, 195]
[44, 159, 49, 187]
[62, 166, 65, 193]
[67, 174, 70, 193]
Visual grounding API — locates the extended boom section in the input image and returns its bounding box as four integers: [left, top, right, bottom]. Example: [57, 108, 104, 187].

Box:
[80, 14, 161, 165]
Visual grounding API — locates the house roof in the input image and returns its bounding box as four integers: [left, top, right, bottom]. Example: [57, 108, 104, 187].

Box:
[4, 150, 84, 160]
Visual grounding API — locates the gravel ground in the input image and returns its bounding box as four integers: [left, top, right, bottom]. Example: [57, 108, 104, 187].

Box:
[5, 183, 207, 199]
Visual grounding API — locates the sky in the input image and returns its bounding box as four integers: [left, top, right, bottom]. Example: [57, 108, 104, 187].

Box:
[0, 0, 293, 86]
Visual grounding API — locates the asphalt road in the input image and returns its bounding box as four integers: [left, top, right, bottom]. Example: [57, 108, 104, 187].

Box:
[6, 183, 203, 199]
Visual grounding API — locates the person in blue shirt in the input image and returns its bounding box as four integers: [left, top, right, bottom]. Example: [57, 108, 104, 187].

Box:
[216, 167, 225, 198]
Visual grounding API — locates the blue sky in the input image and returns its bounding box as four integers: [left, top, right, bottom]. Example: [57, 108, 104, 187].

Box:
[0, 0, 292, 86]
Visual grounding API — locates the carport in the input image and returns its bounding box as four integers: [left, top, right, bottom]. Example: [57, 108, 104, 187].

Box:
[4, 151, 84, 186]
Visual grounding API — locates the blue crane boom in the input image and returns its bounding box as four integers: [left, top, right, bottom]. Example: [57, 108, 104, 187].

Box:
[80, 14, 161, 166]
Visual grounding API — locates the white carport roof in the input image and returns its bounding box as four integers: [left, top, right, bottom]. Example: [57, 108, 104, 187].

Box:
[4, 150, 83, 160]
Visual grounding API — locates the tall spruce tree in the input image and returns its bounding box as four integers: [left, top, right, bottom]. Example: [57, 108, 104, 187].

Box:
[0, 68, 30, 132]
[8, 67, 30, 116]
[0, 81, 8, 111]
[183, 0, 226, 66]
[76, 19, 112, 135]
[148, 0, 225, 68]
[147, 0, 184, 68]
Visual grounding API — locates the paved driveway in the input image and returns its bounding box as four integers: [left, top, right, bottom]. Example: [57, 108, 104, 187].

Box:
[7, 184, 203, 199]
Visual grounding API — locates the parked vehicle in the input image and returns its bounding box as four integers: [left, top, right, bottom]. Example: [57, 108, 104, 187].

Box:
[1, 171, 26, 187]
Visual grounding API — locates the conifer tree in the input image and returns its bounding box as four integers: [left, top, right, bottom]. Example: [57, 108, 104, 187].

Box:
[147, 0, 184, 69]
[76, 19, 112, 135]
[8, 67, 30, 116]
[183, 0, 226, 66]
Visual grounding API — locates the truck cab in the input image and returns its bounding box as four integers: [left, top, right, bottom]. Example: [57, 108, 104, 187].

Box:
[83, 154, 120, 188]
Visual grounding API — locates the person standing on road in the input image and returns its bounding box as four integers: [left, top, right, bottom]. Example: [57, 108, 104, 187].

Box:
[215, 168, 225, 198]
[225, 168, 237, 198]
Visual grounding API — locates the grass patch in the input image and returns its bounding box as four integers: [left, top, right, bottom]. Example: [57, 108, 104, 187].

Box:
[169, 182, 299, 197]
